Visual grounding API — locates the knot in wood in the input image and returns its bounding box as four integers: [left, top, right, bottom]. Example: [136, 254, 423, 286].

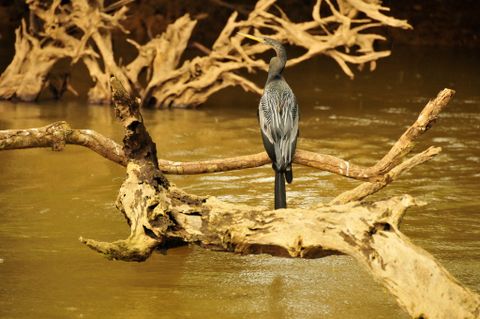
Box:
[47, 121, 70, 151]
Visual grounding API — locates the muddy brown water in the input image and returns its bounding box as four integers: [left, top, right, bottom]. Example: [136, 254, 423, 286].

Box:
[0, 46, 479, 318]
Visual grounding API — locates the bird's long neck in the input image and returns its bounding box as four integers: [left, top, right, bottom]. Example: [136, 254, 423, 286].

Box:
[266, 44, 287, 84]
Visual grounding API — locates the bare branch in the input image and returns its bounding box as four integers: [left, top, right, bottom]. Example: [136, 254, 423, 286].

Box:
[330, 146, 441, 205]
[0, 89, 455, 190]
[346, 0, 412, 29]
[0, 0, 129, 102]
[123, 0, 413, 107]
[370, 88, 454, 175]
[0, 121, 127, 165]
[0, 0, 412, 106]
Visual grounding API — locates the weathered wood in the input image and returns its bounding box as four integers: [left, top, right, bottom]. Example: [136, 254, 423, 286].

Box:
[368, 88, 455, 175]
[83, 82, 480, 317]
[0, 19, 82, 101]
[158, 178, 475, 319]
[81, 78, 170, 261]
[0, 0, 411, 106]
[0, 121, 127, 165]
[0, 0, 130, 103]
[164, 194, 480, 318]
[133, 0, 411, 107]
[329, 146, 441, 205]
[0, 124, 432, 185]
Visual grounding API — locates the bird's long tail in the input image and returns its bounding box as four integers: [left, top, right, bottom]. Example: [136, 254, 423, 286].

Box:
[274, 171, 287, 209]
[285, 164, 293, 184]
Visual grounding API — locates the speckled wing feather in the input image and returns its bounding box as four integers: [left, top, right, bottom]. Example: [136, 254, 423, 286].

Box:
[259, 80, 299, 171]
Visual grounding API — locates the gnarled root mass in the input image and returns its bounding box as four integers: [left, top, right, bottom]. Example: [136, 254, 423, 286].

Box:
[0, 0, 410, 107]
[1, 82, 479, 317]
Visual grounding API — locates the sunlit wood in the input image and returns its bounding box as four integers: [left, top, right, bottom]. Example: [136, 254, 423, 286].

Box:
[0, 0, 411, 107]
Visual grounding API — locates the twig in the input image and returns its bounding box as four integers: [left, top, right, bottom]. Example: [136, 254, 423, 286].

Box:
[191, 41, 212, 55]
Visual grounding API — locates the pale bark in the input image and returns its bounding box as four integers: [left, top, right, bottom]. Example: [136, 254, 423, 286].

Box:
[0, 0, 411, 107]
[0, 121, 127, 166]
[329, 146, 441, 205]
[0, 0, 132, 103]
[132, 0, 411, 107]
[0, 18, 88, 101]
[81, 77, 170, 261]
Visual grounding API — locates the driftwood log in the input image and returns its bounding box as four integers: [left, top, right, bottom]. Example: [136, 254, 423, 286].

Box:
[1, 82, 479, 318]
[0, 0, 411, 107]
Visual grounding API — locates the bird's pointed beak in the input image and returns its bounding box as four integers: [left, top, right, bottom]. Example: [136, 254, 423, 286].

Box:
[237, 32, 265, 43]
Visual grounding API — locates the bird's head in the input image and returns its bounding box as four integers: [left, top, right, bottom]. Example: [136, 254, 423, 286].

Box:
[237, 32, 287, 64]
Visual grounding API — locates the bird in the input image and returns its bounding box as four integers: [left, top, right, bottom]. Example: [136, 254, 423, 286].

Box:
[238, 32, 299, 209]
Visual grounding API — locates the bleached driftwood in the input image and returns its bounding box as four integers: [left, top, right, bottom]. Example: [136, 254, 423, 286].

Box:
[1, 82, 478, 317]
[0, 0, 131, 101]
[127, 0, 412, 107]
[0, 0, 411, 107]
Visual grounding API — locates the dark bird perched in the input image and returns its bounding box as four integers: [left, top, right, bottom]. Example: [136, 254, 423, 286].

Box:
[239, 32, 299, 209]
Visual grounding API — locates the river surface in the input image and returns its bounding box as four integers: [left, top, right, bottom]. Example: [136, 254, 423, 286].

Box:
[0, 46, 479, 318]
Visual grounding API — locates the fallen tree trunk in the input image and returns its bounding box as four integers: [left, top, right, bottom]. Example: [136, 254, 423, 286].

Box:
[1, 83, 479, 317]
